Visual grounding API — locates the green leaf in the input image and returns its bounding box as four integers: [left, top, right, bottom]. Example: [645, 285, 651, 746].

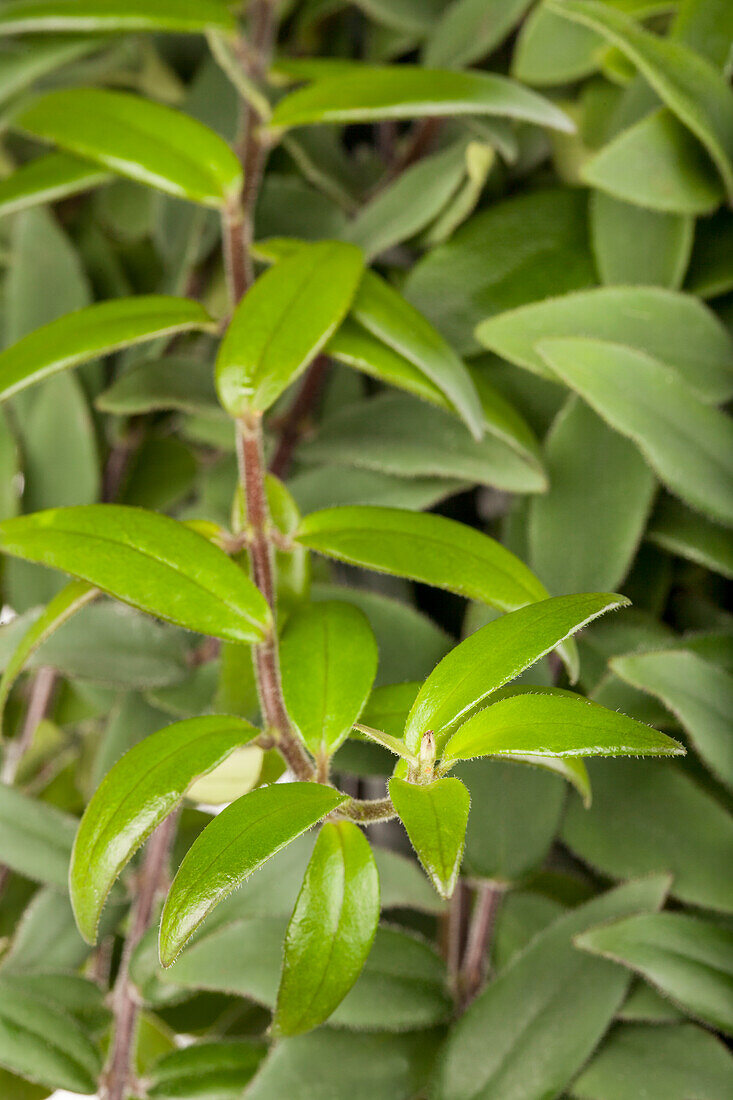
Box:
[582, 108, 725, 214]
[0, 580, 97, 738]
[405, 593, 627, 752]
[361, 682, 420, 739]
[647, 497, 733, 579]
[406, 188, 595, 356]
[0, 783, 76, 889]
[576, 911, 733, 1034]
[0, 0, 236, 34]
[268, 65, 574, 133]
[96, 355, 220, 417]
[528, 398, 656, 594]
[215, 241, 364, 415]
[570, 1022, 733, 1100]
[70, 716, 259, 944]
[0, 505, 271, 644]
[16, 88, 243, 208]
[475, 285, 733, 404]
[0, 296, 214, 404]
[0, 977, 101, 1094]
[299, 392, 546, 494]
[442, 692, 683, 768]
[433, 875, 670, 1100]
[686, 207, 733, 298]
[0, 35, 100, 111]
[148, 1041, 266, 1099]
[279, 601, 377, 759]
[274, 822, 380, 1035]
[611, 649, 733, 789]
[547, 0, 733, 199]
[0, 153, 111, 219]
[590, 192, 693, 289]
[159, 783, 347, 966]
[298, 505, 550, 616]
[563, 760, 733, 913]
[537, 337, 733, 527]
[388, 776, 470, 898]
[424, 0, 534, 69]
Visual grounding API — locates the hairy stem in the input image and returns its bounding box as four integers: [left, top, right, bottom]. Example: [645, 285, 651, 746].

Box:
[339, 796, 395, 824]
[0, 665, 56, 786]
[101, 813, 177, 1100]
[459, 881, 504, 1008]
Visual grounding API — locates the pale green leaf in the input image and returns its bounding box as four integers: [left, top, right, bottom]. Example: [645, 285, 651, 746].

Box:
[389, 776, 470, 898]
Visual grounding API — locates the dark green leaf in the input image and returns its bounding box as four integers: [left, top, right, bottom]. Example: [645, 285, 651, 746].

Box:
[0, 153, 111, 219]
[148, 1041, 266, 1099]
[647, 497, 733, 579]
[274, 821, 380, 1035]
[590, 192, 693, 289]
[0, 783, 76, 889]
[389, 776, 470, 898]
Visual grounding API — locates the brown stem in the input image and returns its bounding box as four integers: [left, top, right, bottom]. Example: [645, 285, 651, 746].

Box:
[459, 881, 504, 1008]
[385, 116, 442, 182]
[443, 879, 468, 999]
[0, 665, 56, 786]
[101, 813, 177, 1100]
[268, 354, 330, 478]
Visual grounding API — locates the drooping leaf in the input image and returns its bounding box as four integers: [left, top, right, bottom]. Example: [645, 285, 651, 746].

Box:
[274, 822, 380, 1035]
[0, 296, 214, 404]
[537, 337, 733, 526]
[159, 783, 347, 966]
[570, 1022, 733, 1100]
[0, 580, 97, 738]
[268, 65, 574, 133]
[215, 241, 364, 415]
[441, 692, 683, 768]
[16, 88, 243, 208]
[611, 649, 733, 788]
[0, 977, 101, 1094]
[576, 911, 733, 1034]
[0, 0, 236, 35]
[148, 1041, 267, 1099]
[547, 0, 733, 199]
[0, 153, 111, 219]
[433, 875, 670, 1100]
[70, 716, 260, 944]
[279, 601, 378, 759]
[0, 783, 76, 889]
[389, 776, 470, 898]
[475, 285, 733, 403]
[647, 496, 733, 579]
[405, 593, 626, 752]
[296, 505, 550, 613]
[0, 505, 271, 643]
[528, 398, 656, 594]
[563, 760, 733, 913]
[581, 108, 725, 214]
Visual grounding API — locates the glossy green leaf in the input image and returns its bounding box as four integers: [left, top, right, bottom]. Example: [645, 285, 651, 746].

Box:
[529, 398, 656, 594]
[590, 192, 693, 289]
[433, 875, 670, 1100]
[424, 0, 534, 69]
[296, 505, 550, 614]
[0, 977, 101, 1094]
[582, 108, 725, 214]
[70, 715, 259, 944]
[0, 153, 111, 219]
[576, 911, 733, 1034]
[0, 783, 76, 889]
[0, 505, 271, 643]
[274, 821, 380, 1035]
[0, 296, 214, 404]
[299, 392, 546, 494]
[405, 593, 626, 752]
[647, 497, 733, 578]
[268, 65, 574, 133]
[547, 0, 733, 199]
[570, 1022, 733, 1100]
[563, 760, 733, 912]
[441, 692, 683, 768]
[16, 88, 243, 208]
[280, 601, 377, 758]
[215, 241, 363, 415]
[159, 783, 347, 966]
[538, 337, 733, 527]
[389, 776, 470, 898]
[0, 0, 236, 34]
[611, 649, 733, 788]
[0, 580, 97, 739]
[476, 285, 733, 403]
[148, 1041, 266, 1099]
